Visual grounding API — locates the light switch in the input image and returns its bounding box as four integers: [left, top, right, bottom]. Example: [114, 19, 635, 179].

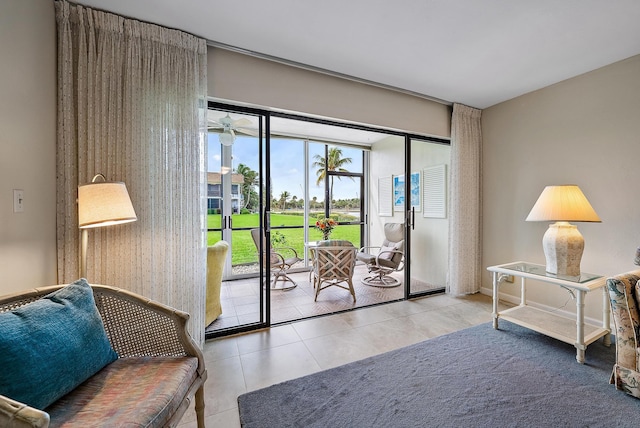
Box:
[13, 189, 24, 213]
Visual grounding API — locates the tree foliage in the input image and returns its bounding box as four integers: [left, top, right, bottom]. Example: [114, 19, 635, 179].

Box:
[311, 147, 353, 209]
[236, 163, 259, 211]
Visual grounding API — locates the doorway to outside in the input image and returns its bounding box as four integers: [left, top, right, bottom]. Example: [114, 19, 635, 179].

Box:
[205, 103, 449, 338]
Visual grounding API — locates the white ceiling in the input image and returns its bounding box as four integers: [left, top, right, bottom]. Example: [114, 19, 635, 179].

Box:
[76, 0, 640, 109]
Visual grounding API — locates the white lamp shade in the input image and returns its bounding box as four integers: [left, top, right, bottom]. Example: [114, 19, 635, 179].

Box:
[526, 185, 601, 223]
[78, 181, 137, 229]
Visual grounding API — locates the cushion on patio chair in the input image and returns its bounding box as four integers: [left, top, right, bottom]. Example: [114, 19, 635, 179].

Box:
[206, 240, 229, 325]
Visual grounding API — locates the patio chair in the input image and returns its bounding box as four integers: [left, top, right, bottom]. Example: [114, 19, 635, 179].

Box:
[310, 240, 357, 302]
[206, 240, 229, 326]
[357, 223, 405, 287]
[250, 228, 302, 290]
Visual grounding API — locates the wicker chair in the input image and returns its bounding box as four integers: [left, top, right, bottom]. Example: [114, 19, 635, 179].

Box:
[0, 284, 207, 428]
[607, 269, 640, 399]
[251, 228, 302, 290]
[310, 240, 357, 302]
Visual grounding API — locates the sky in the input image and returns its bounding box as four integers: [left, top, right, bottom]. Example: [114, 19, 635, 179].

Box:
[207, 133, 363, 201]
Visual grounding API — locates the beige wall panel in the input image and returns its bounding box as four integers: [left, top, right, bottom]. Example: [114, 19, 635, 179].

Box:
[482, 55, 640, 322]
[208, 47, 452, 138]
[0, 0, 58, 294]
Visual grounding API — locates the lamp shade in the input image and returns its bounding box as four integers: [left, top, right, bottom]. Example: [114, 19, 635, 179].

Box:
[525, 185, 601, 223]
[78, 181, 137, 229]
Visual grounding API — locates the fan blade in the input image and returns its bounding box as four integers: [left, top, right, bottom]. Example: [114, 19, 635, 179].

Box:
[232, 118, 252, 127]
[235, 127, 259, 137]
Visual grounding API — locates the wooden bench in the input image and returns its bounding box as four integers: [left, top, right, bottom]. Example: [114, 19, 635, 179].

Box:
[0, 283, 206, 428]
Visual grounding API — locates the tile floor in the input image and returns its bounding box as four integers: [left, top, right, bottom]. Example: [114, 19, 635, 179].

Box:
[180, 291, 504, 427]
[207, 263, 442, 334]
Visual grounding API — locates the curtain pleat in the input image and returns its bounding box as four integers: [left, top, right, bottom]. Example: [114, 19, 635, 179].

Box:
[448, 103, 483, 295]
[55, 0, 208, 345]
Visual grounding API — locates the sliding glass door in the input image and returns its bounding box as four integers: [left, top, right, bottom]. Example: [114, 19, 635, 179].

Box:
[205, 102, 451, 338]
[206, 106, 269, 334]
[406, 138, 450, 297]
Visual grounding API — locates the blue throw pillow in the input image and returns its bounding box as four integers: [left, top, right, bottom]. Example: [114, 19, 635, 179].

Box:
[0, 279, 118, 409]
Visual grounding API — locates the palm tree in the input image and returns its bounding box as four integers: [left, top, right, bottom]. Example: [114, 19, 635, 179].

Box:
[236, 163, 258, 211]
[279, 190, 291, 210]
[312, 147, 353, 209]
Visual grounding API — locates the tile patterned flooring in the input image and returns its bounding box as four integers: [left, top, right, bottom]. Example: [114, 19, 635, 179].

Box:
[180, 291, 502, 427]
[207, 263, 442, 334]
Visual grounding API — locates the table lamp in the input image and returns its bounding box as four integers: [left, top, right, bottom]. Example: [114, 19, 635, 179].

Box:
[526, 185, 601, 276]
[78, 174, 137, 279]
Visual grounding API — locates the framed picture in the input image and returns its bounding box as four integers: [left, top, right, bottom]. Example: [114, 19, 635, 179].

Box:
[410, 171, 420, 209]
[393, 174, 405, 209]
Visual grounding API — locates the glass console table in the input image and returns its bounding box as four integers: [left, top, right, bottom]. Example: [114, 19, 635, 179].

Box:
[487, 261, 611, 364]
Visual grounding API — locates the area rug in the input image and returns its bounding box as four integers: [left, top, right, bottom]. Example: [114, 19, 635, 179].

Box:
[238, 322, 640, 427]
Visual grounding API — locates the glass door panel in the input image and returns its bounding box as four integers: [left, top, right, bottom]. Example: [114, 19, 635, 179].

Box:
[328, 174, 363, 248]
[407, 138, 450, 296]
[268, 136, 306, 271]
[206, 107, 268, 336]
[228, 134, 261, 277]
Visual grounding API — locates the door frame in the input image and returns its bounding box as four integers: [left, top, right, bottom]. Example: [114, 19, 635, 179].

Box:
[207, 101, 271, 337]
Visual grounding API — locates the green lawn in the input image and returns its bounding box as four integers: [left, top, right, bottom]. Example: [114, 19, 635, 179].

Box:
[208, 213, 361, 265]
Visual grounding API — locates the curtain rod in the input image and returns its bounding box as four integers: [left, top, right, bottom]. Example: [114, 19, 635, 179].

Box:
[207, 40, 453, 107]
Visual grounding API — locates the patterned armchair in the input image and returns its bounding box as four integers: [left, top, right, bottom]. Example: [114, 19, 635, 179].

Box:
[607, 269, 640, 398]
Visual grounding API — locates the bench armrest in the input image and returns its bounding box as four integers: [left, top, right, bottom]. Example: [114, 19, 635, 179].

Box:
[0, 394, 49, 428]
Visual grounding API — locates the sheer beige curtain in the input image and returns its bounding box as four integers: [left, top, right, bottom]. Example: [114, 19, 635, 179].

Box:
[55, 1, 208, 344]
[448, 103, 483, 295]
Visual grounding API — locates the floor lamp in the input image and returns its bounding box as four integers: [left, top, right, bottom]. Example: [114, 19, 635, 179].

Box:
[78, 174, 137, 279]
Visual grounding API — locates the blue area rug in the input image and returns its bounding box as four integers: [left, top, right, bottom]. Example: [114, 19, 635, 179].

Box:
[238, 322, 640, 427]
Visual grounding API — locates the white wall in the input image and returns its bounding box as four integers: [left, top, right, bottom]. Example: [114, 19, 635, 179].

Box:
[0, 0, 57, 294]
[482, 55, 640, 322]
[368, 136, 405, 246]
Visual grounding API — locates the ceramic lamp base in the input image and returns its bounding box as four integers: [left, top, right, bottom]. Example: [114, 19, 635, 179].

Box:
[542, 221, 584, 276]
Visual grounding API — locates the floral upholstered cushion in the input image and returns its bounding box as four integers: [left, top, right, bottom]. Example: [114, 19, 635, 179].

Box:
[612, 364, 640, 399]
[46, 356, 198, 426]
[607, 273, 640, 374]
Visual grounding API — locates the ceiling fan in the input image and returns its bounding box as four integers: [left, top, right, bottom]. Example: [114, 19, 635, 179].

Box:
[208, 113, 256, 146]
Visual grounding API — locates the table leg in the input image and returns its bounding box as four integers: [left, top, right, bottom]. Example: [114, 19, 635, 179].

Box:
[492, 271, 499, 329]
[575, 290, 586, 364]
[602, 286, 611, 347]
